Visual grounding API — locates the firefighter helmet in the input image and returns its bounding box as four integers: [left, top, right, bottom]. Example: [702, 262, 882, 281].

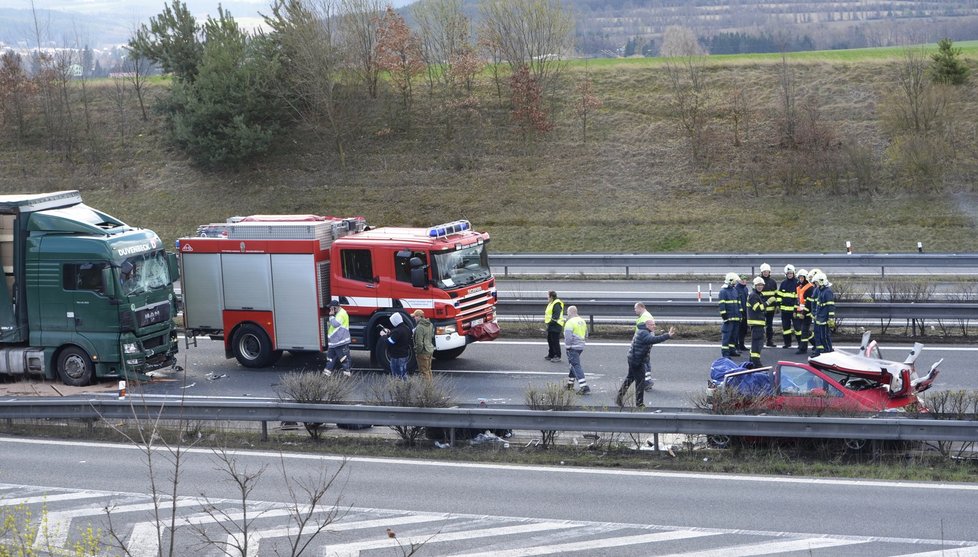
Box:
[809, 268, 822, 282]
[760, 263, 772, 273]
[796, 268, 808, 278]
[724, 272, 739, 285]
[784, 264, 795, 275]
[816, 272, 829, 285]
[752, 276, 765, 287]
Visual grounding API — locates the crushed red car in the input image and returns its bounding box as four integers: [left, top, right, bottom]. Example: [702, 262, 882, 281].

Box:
[709, 333, 942, 414]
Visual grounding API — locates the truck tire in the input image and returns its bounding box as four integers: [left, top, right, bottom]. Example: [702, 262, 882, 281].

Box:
[371, 339, 417, 374]
[57, 346, 94, 386]
[232, 324, 275, 368]
[433, 346, 466, 361]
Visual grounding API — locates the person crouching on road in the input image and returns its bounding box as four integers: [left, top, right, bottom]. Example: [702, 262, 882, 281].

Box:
[747, 277, 768, 368]
[412, 309, 434, 380]
[616, 319, 676, 408]
[563, 306, 590, 395]
[324, 300, 352, 377]
[544, 290, 565, 362]
[381, 312, 413, 379]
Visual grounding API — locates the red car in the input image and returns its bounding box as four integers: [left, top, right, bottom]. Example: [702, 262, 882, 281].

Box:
[709, 333, 942, 414]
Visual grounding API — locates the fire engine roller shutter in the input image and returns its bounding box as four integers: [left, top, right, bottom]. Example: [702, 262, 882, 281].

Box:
[272, 254, 321, 350]
[222, 253, 273, 310]
[181, 253, 224, 330]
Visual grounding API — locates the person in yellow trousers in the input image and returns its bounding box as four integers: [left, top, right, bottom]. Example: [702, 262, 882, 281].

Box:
[412, 309, 434, 380]
[544, 290, 565, 362]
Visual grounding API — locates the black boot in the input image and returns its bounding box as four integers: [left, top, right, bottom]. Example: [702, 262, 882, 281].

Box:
[782, 334, 792, 349]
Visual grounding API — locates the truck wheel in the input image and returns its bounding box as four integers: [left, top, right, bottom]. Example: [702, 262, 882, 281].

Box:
[232, 324, 275, 368]
[57, 346, 94, 386]
[433, 346, 465, 361]
[371, 340, 417, 374]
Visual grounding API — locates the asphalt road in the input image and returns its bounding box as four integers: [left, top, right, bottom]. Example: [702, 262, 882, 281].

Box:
[136, 336, 976, 409]
[1, 437, 976, 556]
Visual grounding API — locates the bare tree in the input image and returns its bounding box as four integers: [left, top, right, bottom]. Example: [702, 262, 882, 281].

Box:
[478, 0, 574, 98]
[777, 52, 798, 148]
[659, 25, 706, 57]
[664, 55, 711, 161]
[374, 7, 425, 113]
[413, 0, 474, 95]
[889, 45, 947, 134]
[0, 52, 38, 139]
[338, 0, 383, 99]
[574, 68, 602, 144]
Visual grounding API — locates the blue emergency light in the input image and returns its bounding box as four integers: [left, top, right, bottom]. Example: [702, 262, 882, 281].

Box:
[427, 220, 471, 238]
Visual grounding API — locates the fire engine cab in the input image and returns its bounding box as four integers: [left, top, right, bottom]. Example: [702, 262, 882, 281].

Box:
[178, 216, 499, 370]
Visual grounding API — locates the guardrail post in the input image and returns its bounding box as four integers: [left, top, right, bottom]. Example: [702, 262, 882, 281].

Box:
[625, 266, 630, 278]
[652, 432, 659, 454]
[881, 266, 885, 278]
[261, 421, 268, 442]
[589, 314, 595, 334]
[504, 265, 508, 277]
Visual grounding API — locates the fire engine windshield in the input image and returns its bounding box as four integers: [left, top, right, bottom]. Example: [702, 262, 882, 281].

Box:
[120, 250, 171, 296]
[432, 243, 490, 288]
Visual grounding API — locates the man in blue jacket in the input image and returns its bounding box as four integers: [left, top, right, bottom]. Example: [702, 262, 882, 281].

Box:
[615, 319, 677, 408]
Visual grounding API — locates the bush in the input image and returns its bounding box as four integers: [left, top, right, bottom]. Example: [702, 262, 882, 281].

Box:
[524, 382, 577, 447]
[277, 371, 356, 439]
[368, 376, 456, 446]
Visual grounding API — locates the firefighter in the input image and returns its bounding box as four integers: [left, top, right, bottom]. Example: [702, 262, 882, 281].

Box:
[747, 277, 768, 367]
[759, 263, 779, 347]
[777, 264, 799, 348]
[544, 290, 565, 362]
[808, 268, 823, 355]
[633, 302, 655, 390]
[735, 275, 750, 351]
[718, 272, 742, 358]
[812, 271, 836, 356]
[793, 269, 814, 355]
[323, 300, 352, 377]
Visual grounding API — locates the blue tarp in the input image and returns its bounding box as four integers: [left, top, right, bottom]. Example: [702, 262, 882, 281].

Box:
[710, 358, 746, 383]
[709, 358, 774, 395]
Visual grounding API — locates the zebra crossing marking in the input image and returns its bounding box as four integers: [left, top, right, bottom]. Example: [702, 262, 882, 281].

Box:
[652, 537, 870, 557]
[446, 529, 720, 557]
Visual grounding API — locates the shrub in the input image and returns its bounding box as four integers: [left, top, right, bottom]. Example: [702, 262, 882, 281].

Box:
[368, 376, 456, 446]
[524, 382, 577, 447]
[277, 372, 356, 439]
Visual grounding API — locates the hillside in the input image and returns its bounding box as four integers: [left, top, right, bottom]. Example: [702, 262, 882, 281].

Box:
[2, 48, 978, 255]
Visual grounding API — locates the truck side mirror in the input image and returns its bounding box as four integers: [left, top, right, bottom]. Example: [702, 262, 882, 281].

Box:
[410, 267, 427, 289]
[167, 252, 180, 282]
[101, 267, 117, 298]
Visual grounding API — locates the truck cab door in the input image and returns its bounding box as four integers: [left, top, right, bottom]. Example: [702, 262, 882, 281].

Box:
[64, 262, 117, 355]
[336, 248, 389, 310]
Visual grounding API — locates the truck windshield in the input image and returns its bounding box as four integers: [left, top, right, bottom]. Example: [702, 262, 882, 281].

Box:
[120, 250, 170, 296]
[432, 243, 490, 289]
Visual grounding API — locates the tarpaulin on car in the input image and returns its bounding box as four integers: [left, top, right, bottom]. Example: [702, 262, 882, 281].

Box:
[727, 371, 774, 396]
[710, 358, 746, 384]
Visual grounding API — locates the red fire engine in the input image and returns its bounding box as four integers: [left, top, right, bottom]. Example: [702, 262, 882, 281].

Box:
[178, 216, 499, 370]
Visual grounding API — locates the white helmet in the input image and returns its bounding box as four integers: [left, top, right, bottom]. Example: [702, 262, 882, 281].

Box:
[760, 263, 772, 273]
[784, 264, 795, 275]
[796, 268, 808, 278]
[816, 272, 829, 285]
[752, 276, 765, 286]
[724, 272, 739, 285]
[809, 268, 822, 282]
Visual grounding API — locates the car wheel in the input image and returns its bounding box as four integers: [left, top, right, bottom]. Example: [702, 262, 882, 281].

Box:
[844, 438, 868, 451]
[707, 434, 732, 449]
[231, 324, 275, 368]
[57, 346, 94, 387]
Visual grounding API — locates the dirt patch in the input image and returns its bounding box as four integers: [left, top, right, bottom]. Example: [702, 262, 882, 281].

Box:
[0, 380, 119, 397]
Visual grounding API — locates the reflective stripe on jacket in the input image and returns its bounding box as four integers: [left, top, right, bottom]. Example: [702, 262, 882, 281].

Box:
[564, 316, 588, 350]
[761, 276, 778, 313]
[746, 290, 767, 326]
[545, 299, 565, 326]
[777, 277, 799, 310]
[718, 285, 742, 321]
[328, 308, 351, 346]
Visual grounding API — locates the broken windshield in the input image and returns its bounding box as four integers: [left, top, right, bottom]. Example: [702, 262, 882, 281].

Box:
[432, 243, 490, 289]
[120, 250, 170, 296]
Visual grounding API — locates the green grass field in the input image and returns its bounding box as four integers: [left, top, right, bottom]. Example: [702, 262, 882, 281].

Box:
[2, 42, 978, 254]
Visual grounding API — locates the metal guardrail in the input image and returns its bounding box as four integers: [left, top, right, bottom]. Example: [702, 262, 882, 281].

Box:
[490, 253, 978, 277]
[496, 300, 978, 321]
[1, 398, 976, 443]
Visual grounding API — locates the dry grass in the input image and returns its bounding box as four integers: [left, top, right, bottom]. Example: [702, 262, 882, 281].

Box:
[2, 53, 978, 254]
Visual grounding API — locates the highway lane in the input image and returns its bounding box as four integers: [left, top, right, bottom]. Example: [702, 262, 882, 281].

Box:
[137, 337, 976, 409]
[0, 437, 976, 555]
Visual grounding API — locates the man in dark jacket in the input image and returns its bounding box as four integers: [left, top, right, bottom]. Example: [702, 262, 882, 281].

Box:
[381, 312, 413, 379]
[734, 275, 750, 351]
[759, 263, 779, 347]
[615, 319, 677, 408]
[747, 277, 768, 367]
[543, 290, 565, 362]
[718, 272, 742, 358]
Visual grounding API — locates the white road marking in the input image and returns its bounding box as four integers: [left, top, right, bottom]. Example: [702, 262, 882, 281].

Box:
[488, 340, 978, 351]
[893, 547, 978, 557]
[651, 537, 868, 557]
[229, 512, 452, 557]
[0, 490, 109, 506]
[36, 497, 202, 551]
[5, 438, 978, 494]
[319, 521, 579, 557]
[445, 529, 719, 557]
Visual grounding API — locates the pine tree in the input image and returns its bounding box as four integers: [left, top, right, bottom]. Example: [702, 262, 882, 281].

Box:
[930, 38, 969, 86]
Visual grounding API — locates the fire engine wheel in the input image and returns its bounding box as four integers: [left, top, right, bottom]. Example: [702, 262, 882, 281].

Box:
[232, 324, 275, 368]
[57, 346, 94, 387]
[433, 346, 466, 361]
[371, 340, 417, 374]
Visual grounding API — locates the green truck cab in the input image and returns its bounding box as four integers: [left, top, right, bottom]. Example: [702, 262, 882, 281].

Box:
[0, 191, 178, 385]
